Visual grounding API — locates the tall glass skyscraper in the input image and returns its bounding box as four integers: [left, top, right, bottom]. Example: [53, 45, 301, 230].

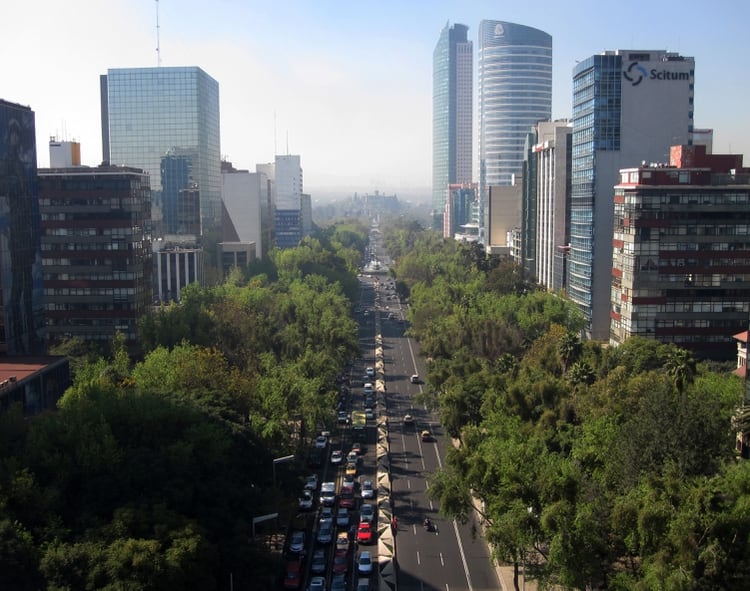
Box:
[0, 100, 46, 355]
[478, 21, 552, 194]
[433, 23, 472, 226]
[569, 50, 694, 339]
[100, 67, 221, 236]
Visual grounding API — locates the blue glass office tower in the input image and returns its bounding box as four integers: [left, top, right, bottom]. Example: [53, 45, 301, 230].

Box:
[0, 100, 46, 355]
[100, 67, 221, 236]
[569, 50, 694, 339]
[478, 20, 552, 234]
[433, 23, 473, 227]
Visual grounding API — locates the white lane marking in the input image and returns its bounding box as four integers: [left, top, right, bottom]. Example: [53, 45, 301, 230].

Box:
[452, 519, 474, 591]
[417, 550, 421, 565]
[440, 552, 445, 566]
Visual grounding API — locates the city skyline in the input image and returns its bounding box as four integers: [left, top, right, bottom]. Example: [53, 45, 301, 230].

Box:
[3, 0, 749, 200]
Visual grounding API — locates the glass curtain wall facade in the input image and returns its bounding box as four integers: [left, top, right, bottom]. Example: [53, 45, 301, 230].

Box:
[433, 23, 472, 227]
[0, 100, 46, 356]
[101, 67, 221, 236]
[478, 20, 552, 232]
[569, 54, 622, 330]
[570, 51, 693, 339]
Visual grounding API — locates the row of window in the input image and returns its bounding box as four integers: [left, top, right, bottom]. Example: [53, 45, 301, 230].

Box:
[44, 287, 137, 296]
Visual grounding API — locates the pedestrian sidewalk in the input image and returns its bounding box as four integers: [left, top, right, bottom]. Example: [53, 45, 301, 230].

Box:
[496, 565, 536, 591]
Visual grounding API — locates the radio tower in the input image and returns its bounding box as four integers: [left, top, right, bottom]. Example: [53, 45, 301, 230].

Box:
[155, 0, 162, 66]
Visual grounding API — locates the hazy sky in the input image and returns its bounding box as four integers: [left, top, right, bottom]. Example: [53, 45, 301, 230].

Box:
[3, 0, 749, 199]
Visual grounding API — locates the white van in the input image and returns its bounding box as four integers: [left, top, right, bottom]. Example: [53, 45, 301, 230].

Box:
[410, 374, 419, 384]
[320, 482, 336, 506]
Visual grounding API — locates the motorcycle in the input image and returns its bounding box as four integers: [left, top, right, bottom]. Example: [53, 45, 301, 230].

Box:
[423, 518, 432, 531]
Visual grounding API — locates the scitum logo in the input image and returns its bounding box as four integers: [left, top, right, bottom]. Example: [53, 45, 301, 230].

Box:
[623, 61, 649, 86]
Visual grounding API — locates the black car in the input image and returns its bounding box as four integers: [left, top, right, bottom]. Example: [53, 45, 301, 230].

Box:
[307, 449, 322, 468]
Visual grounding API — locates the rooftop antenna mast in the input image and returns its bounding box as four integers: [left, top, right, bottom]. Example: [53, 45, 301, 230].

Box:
[155, 0, 162, 66]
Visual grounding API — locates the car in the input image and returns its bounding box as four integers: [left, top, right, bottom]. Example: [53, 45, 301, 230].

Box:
[310, 548, 327, 574]
[305, 474, 319, 490]
[361, 480, 375, 499]
[365, 409, 375, 421]
[410, 374, 420, 384]
[319, 506, 333, 521]
[315, 435, 328, 449]
[283, 557, 304, 589]
[351, 442, 363, 455]
[357, 521, 373, 544]
[330, 574, 347, 591]
[308, 576, 326, 591]
[321, 482, 336, 506]
[308, 449, 322, 468]
[330, 450, 344, 464]
[332, 549, 349, 574]
[339, 484, 355, 508]
[421, 430, 432, 442]
[365, 367, 375, 378]
[317, 518, 334, 544]
[299, 490, 314, 511]
[337, 411, 349, 424]
[356, 578, 370, 591]
[359, 503, 374, 523]
[357, 551, 373, 575]
[336, 507, 349, 527]
[363, 383, 373, 394]
[336, 531, 350, 551]
[403, 414, 414, 425]
[345, 461, 357, 478]
[289, 530, 305, 554]
[347, 451, 359, 464]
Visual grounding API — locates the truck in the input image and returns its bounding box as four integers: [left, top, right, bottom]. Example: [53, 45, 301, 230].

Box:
[351, 410, 366, 441]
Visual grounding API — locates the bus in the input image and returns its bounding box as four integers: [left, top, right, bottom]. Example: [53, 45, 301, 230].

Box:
[351, 410, 366, 441]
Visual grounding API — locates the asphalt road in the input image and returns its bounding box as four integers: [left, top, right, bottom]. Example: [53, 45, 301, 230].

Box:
[361, 240, 501, 591]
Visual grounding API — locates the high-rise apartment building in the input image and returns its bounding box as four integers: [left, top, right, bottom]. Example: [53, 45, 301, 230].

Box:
[478, 21, 552, 237]
[100, 67, 221, 236]
[534, 120, 572, 291]
[569, 50, 694, 339]
[610, 145, 749, 360]
[433, 22, 473, 228]
[0, 100, 46, 356]
[38, 165, 152, 349]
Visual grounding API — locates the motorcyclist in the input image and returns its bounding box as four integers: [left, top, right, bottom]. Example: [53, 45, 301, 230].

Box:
[423, 517, 431, 529]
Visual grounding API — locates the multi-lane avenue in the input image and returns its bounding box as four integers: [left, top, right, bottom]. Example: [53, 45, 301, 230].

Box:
[362, 233, 501, 591]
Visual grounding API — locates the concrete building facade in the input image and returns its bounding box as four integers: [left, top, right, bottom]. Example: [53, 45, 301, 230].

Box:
[569, 50, 694, 339]
[610, 145, 749, 360]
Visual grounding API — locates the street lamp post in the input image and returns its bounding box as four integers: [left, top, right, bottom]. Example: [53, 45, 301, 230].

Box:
[272, 455, 295, 490]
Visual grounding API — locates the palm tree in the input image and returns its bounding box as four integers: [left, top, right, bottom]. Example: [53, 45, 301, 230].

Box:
[558, 331, 582, 374]
[664, 347, 696, 399]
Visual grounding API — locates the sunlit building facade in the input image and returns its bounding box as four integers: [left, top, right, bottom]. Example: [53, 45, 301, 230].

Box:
[478, 20, 552, 237]
[100, 67, 221, 236]
[570, 50, 694, 339]
[433, 22, 473, 228]
[611, 145, 749, 360]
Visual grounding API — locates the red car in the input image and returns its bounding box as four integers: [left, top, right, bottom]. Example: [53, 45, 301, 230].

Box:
[283, 557, 303, 589]
[357, 521, 373, 544]
[339, 484, 355, 509]
[332, 549, 349, 575]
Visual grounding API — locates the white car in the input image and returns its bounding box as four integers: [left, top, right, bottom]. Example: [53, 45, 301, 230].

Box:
[308, 576, 326, 591]
[361, 480, 375, 499]
[403, 414, 414, 425]
[366, 367, 375, 378]
[330, 450, 344, 464]
[315, 435, 328, 449]
[410, 374, 420, 384]
[357, 551, 373, 575]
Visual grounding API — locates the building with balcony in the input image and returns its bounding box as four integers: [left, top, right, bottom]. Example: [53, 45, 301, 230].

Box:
[38, 165, 152, 350]
[610, 145, 749, 360]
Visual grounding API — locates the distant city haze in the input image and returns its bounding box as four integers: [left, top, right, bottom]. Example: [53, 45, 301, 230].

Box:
[4, 1, 749, 201]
